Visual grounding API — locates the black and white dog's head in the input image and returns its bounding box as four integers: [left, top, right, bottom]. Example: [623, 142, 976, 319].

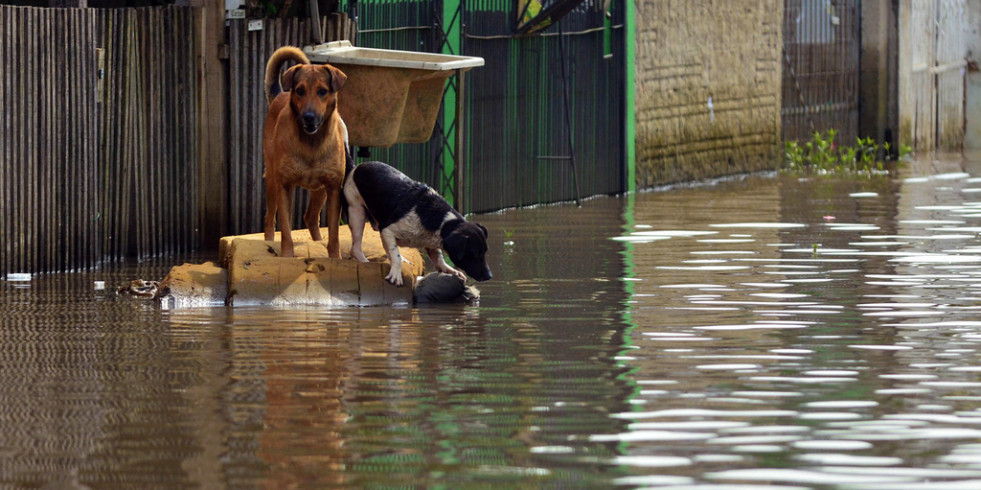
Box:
[442, 220, 492, 282]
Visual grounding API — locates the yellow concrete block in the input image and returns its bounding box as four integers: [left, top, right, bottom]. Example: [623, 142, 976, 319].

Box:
[157, 261, 227, 307]
[330, 259, 361, 306]
[220, 225, 412, 266]
[217, 224, 422, 307]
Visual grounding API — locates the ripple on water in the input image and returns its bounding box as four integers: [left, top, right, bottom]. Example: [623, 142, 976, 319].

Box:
[608, 455, 692, 467]
[794, 454, 903, 466]
[628, 421, 749, 431]
[849, 345, 915, 351]
[630, 230, 719, 237]
[693, 323, 810, 331]
[803, 401, 878, 409]
[695, 363, 762, 370]
[709, 222, 807, 229]
[611, 475, 696, 486]
[589, 430, 715, 442]
[790, 440, 873, 450]
[798, 412, 865, 421]
[705, 468, 916, 485]
[803, 370, 860, 376]
[892, 254, 981, 263]
[613, 409, 800, 420]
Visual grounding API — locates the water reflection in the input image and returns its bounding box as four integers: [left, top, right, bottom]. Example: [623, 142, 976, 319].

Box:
[613, 155, 981, 488]
[4, 155, 981, 487]
[0, 202, 635, 488]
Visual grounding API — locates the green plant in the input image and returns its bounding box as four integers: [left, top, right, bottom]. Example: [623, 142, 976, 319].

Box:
[783, 130, 902, 175]
[899, 143, 913, 160]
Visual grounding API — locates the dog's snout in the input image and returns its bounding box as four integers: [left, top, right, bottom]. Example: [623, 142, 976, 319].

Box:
[299, 111, 323, 134]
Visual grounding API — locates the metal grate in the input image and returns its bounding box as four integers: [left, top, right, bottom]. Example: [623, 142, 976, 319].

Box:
[781, 0, 861, 143]
[353, 0, 626, 213]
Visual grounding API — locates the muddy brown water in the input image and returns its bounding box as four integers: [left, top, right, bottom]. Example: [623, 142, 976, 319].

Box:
[3, 156, 981, 488]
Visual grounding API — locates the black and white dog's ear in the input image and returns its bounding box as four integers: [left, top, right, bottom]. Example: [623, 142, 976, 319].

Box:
[476, 223, 488, 238]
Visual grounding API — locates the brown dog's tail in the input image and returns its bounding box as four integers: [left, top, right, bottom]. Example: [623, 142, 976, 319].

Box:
[264, 46, 309, 104]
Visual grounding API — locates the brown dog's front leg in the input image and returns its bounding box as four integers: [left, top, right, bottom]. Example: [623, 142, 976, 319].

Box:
[264, 180, 280, 242]
[277, 184, 295, 258]
[306, 187, 327, 242]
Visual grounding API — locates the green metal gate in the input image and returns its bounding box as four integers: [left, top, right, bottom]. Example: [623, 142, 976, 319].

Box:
[349, 0, 627, 213]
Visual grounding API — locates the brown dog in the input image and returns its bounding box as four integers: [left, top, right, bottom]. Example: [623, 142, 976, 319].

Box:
[263, 46, 348, 258]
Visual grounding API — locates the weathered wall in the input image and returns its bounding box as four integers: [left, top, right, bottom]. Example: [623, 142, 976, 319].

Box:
[859, 1, 899, 149]
[633, 0, 783, 188]
[966, 0, 981, 149]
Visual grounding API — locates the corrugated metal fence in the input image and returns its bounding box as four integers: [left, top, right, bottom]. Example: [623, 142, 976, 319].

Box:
[96, 7, 199, 262]
[781, 0, 860, 142]
[1, 6, 198, 276]
[225, 15, 356, 237]
[0, 6, 197, 275]
[1, 7, 100, 275]
[355, 0, 627, 213]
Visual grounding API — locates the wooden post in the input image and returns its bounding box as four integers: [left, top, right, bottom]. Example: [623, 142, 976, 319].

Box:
[195, 0, 228, 249]
[308, 0, 324, 44]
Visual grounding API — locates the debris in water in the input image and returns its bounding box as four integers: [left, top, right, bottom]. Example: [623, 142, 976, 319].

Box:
[118, 279, 160, 298]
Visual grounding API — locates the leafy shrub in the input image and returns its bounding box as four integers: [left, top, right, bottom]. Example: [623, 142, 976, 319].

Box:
[784, 130, 911, 174]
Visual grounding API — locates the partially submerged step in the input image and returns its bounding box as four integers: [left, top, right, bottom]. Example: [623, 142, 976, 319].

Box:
[158, 225, 424, 307]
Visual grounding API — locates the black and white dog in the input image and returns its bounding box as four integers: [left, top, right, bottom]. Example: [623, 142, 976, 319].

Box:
[343, 161, 492, 287]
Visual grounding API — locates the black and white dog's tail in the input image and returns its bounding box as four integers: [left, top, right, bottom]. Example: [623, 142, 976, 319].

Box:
[337, 120, 377, 230]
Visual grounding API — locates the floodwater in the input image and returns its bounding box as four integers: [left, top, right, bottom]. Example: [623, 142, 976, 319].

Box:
[3, 156, 981, 489]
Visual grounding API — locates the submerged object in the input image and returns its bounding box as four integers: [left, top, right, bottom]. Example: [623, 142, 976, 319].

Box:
[414, 272, 480, 304]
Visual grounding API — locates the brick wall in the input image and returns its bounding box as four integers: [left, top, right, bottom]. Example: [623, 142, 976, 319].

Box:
[634, 0, 783, 188]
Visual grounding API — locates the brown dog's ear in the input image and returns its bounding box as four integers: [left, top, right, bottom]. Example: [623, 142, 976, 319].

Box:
[325, 64, 347, 92]
[281, 64, 304, 92]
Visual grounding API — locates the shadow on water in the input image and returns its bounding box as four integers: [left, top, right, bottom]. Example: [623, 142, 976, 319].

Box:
[4, 154, 981, 487]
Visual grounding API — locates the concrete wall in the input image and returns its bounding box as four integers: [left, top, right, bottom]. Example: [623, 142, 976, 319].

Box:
[633, 0, 783, 188]
[967, 0, 981, 149]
